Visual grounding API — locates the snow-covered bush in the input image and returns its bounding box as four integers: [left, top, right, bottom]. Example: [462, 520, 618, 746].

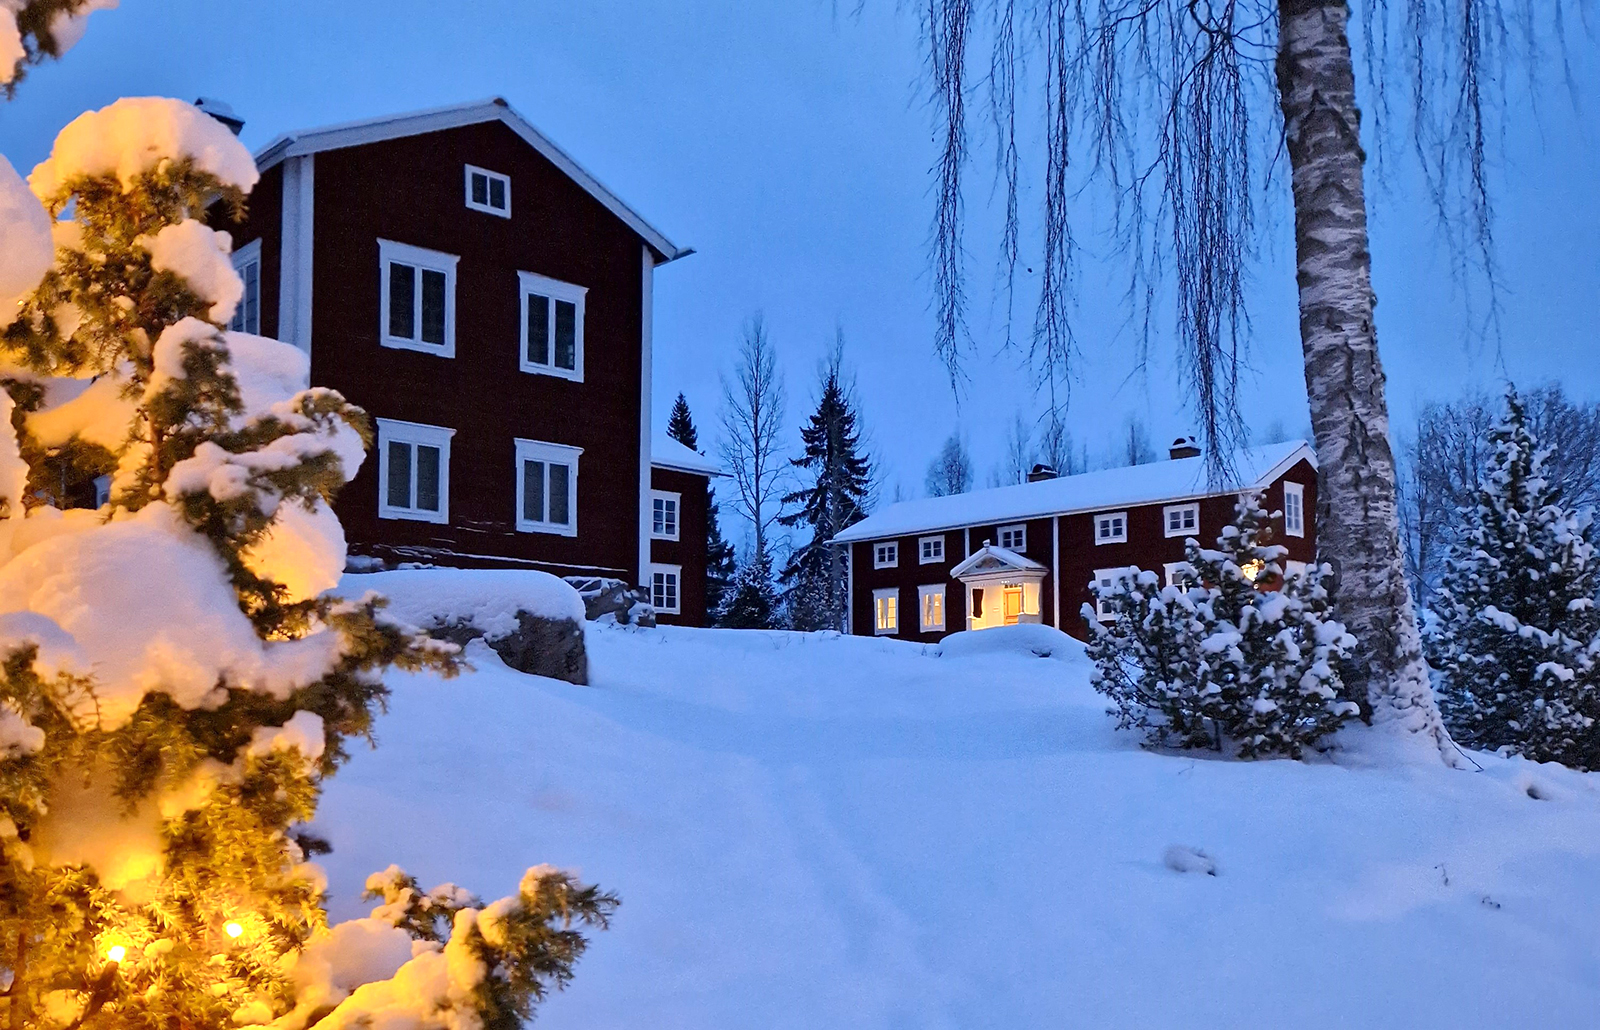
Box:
[0, 98, 612, 1028]
[1084, 496, 1360, 758]
[1427, 387, 1600, 769]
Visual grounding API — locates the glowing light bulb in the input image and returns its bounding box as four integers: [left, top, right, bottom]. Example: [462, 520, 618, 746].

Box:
[106, 944, 127, 963]
[224, 922, 244, 939]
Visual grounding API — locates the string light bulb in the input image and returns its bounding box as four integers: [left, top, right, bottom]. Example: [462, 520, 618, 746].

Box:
[106, 944, 127, 963]
[224, 922, 244, 939]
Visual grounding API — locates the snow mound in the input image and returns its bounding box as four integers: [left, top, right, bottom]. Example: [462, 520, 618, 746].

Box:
[341, 569, 587, 638]
[935, 623, 1086, 661]
[30, 96, 260, 200]
[0, 154, 53, 328]
[1162, 845, 1218, 876]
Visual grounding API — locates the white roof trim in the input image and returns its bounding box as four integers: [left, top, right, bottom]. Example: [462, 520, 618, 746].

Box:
[254, 98, 688, 263]
[949, 544, 1047, 579]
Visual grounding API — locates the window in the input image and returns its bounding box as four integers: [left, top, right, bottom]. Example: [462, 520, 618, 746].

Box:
[93, 474, 111, 509]
[229, 238, 261, 335]
[464, 165, 511, 217]
[514, 438, 582, 536]
[518, 271, 586, 380]
[379, 240, 457, 357]
[873, 588, 899, 634]
[998, 524, 1027, 551]
[1093, 568, 1129, 621]
[1164, 562, 1194, 589]
[1284, 482, 1306, 537]
[377, 419, 454, 524]
[1163, 503, 1199, 538]
[650, 564, 681, 614]
[1094, 512, 1128, 545]
[918, 585, 946, 632]
[651, 491, 680, 540]
[919, 535, 945, 564]
[874, 541, 899, 569]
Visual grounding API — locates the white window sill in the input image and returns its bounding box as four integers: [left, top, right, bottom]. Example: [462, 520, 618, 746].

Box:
[382, 335, 455, 358]
[380, 507, 449, 525]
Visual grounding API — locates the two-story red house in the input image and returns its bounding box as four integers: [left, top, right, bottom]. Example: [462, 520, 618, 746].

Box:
[834, 438, 1318, 642]
[208, 98, 720, 624]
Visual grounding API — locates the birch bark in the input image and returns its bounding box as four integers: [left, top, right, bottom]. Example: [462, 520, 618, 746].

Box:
[1275, 0, 1458, 762]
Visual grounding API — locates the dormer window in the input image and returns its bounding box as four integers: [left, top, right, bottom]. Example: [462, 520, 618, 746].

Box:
[465, 165, 511, 217]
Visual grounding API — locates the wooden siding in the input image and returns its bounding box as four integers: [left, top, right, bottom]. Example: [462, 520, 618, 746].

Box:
[650, 467, 710, 626]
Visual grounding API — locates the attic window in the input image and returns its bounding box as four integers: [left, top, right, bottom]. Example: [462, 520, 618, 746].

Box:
[465, 165, 511, 217]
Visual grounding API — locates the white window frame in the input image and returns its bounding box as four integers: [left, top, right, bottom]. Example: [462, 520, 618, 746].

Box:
[464, 164, 512, 217]
[228, 238, 262, 335]
[650, 490, 681, 541]
[918, 584, 946, 632]
[650, 563, 682, 615]
[873, 588, 899, 635]
[514, 438, 583, 537]
[378, 239, 458, 357]
[1163, 562, 1193, 589]
[1284, 482, 1306, 538]
[918, 535, 945, 564]
[998, 524, 1027, 551]
[874, 541, 899, 569]
[1163, 502, 1199, 539]
[1094, 511, 1129, 545]
[1093, 567, 1129, 622]
[517, 271, 586, 381]
[377, 418, 454, 524]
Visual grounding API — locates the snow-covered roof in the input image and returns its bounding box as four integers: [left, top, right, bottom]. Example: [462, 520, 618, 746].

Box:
[950, 544, 1047, 579]
[253, 98, 688, 263]
[652, 433, 723, 477]
[834, 440, 1316, 544]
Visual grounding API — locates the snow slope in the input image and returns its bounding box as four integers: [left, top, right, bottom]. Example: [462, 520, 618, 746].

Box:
[315, 625, 1600, 1029]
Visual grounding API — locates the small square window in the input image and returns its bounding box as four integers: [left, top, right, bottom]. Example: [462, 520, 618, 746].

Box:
[651, 491, 681, 541]
[873, 588, 899, 634]
[1163, 503, 1199, 538]
[918, 585, 946, 632]
[519, 271, 586, 381]
[465, 164, 512, 217]
[377, 419, 454, 524]
[998, 524, 1027, 551]
[229, 239, 261, 335]
[919, 536, 945, 564]
[874, 541, 899, 569]
[1094, 512, 1128, 545]
[1284, 482, 1306, 537]
[650, 564, 681, 614]
[516, 438, 582, 536]
[379, 239, 458, 357]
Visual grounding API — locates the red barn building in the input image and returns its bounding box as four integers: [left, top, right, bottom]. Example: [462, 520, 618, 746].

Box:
[208, 98, 722, 624]
[833, 438, 1318, 642]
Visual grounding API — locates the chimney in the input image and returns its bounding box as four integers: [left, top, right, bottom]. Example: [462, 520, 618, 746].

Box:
[1169, 435, 1201, 460]
[1026, 463, 1058, 483]
[195, 97, 244, 136]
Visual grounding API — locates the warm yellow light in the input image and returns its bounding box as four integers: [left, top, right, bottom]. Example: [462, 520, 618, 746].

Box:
[1241, 559, 1264, 582]
[224, 922, 244, 939]
[106, 944, 127, 963]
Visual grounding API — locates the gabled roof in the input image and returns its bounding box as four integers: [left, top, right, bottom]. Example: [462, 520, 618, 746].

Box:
[652, 433, 723, 477]
[834, 440, 1316, 544]
[253, 98, 688, 263]
[950, 544, 1047, 579]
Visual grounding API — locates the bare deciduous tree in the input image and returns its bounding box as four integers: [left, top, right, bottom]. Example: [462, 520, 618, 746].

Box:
[720, 315, 788, 562]
[1120, 416, 1155, 467]
[926, 431, 975, 496]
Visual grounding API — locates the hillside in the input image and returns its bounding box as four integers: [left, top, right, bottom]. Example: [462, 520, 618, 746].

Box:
[315, 625, 1600, 1029]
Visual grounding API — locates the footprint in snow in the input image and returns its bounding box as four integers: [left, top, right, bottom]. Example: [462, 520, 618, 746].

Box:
[1163, 845, 1217, 876]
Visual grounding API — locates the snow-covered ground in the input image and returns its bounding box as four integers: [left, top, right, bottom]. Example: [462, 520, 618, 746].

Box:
[316, 625, 1600, 1029]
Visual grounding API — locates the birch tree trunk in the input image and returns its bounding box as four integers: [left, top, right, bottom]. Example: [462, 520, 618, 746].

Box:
[1275, 0, 1458, 762]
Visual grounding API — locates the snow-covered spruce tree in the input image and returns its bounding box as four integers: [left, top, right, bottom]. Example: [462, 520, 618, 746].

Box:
[779, 353, 870, 632]
[0, 0, 114, 93]
[718, 545, 778, 629]
[1427, 387, 1600, 768]
[0, 99, 613, 1029]
[1085, 496, 1359, 758]
[666, 392, 734, 613]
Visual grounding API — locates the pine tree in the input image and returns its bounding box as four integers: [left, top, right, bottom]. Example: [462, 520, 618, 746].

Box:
[778, 360, 870, 631]
[0, 98, 613, 1029]
[666, 392, 734, 613]
[718, 545, 778, 629]
[1427, 387, 1600, 768]
[1, 0, 114, 93]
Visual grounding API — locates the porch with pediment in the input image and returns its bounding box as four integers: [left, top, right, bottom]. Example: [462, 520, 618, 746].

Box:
[949, 544, 1048, 631]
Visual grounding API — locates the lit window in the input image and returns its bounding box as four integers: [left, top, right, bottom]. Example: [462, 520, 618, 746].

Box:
[874, 541, 898, 569]
[919, 584, 946, 632]
[1284, 482, 1306, 537]
[651, 491, 680, 541]
[1163, 503, 1199, 538]
[519, 271, 586, 380]
[377, 419, 454, 524]
[998, 524, 1027, 551]
[379, 239, 457, 357]
[465, 164, 511, 217]
[515, 438, 582, 536]
[1093, 567, 1129, 621]
[1094, 512, 1128, 545]
[919, 535, 945, 563]
[873, 588, 899, 634]
[229, 238, 261, 335]
[650, 564, 681, 614]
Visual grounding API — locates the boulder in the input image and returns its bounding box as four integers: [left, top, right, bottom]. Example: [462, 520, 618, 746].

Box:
[565, 576, 657, 628]
[430, 610, 587, 684]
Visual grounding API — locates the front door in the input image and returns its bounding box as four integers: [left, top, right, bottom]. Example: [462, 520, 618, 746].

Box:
[1002, 585, 1024, 626]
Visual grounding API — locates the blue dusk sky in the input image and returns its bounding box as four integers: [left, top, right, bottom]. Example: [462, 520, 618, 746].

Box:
[1, 1, 1596, 539]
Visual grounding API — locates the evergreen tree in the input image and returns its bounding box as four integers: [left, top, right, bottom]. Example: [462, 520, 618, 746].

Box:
[666, 392, 734, 613]
[778, 359, 871, 631]
[718, 545, 778, 629]
[1, 0, 114, 93]
[1427, 387, 1600, 768]
[0, 98, 612, 1028]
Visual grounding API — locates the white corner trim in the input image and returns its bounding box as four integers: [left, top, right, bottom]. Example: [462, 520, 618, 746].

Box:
[638, 245, 654, 588]
[1052, 516, 1061, 631]
[278, 154, 315, 356]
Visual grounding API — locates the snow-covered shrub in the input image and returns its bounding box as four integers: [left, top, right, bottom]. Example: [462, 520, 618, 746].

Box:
[1427, 387, 1600, 769]
[1084, 496, 1359, 758]
[0, 98, 612, 1029]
